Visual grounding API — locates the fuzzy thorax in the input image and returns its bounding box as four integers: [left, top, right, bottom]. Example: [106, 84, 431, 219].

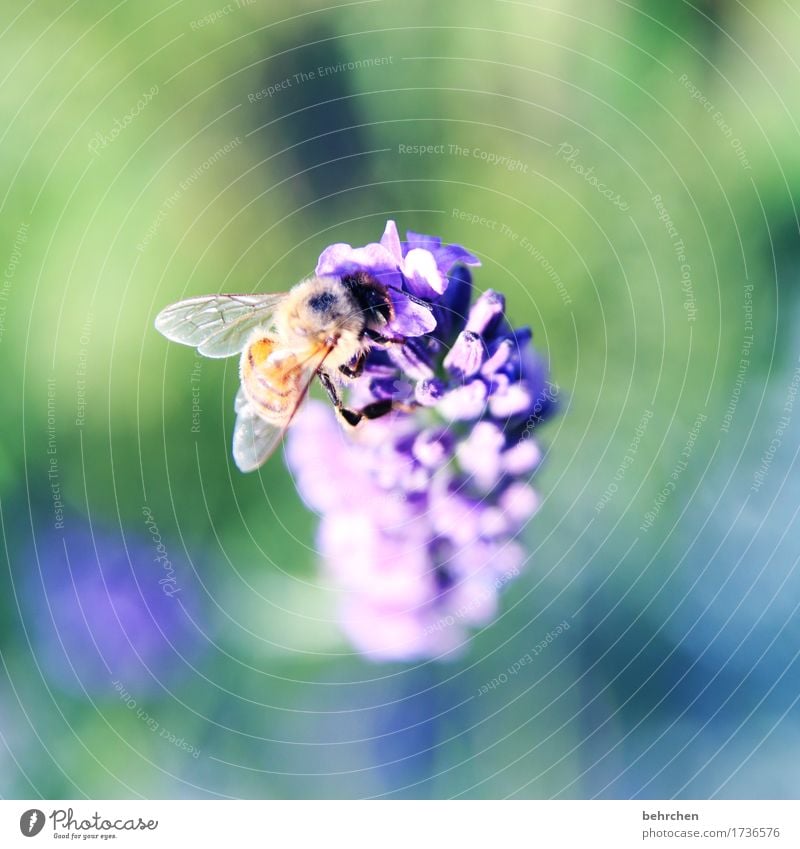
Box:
[273, 276, 370, 371]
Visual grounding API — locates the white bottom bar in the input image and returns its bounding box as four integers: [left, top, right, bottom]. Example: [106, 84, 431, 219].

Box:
[1, 800, 796, 847]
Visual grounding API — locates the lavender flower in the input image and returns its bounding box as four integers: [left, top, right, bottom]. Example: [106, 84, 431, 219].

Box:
[316, 219, 479, 338]
[24, 519, 204, 696]
[287, 221, 556, 661]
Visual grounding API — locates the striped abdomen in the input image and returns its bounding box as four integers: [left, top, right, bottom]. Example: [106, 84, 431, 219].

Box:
[239, 336, 308, 424]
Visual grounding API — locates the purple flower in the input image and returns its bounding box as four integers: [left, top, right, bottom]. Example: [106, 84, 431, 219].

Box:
[23, 519, 205, 696]
[288, 221, 556, 661]
[316, 221, 479, 338]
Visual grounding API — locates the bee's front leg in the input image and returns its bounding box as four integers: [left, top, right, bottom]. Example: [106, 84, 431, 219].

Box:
[364, 327, 406, 346]
[317, 369, 415, 427]
[338, 351, 366, 379]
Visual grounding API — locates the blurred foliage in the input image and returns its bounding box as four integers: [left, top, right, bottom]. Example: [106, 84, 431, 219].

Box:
[1, 0, 799, 798]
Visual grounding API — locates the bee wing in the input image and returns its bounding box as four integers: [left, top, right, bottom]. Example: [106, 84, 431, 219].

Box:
[232, 388, 288, 472]
[154, 293, 288, 358]
[231, 344, 334, 473]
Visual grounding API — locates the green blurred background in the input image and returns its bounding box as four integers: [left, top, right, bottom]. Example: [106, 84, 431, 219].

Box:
[2, 0, 800, 798]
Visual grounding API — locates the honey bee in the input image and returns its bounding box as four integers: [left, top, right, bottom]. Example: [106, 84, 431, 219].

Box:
[155, 272, 413, 471]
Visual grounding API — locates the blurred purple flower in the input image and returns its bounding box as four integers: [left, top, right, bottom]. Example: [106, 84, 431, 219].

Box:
[25, 520, 204, 697]
[289, 221, 557, 661]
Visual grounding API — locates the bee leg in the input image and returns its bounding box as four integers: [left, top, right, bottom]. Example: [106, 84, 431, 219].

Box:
[340, 399, 418, 427]
[338, 351, 366, 379]
[364, 327, 406, 346]
[318, 369, 344, 407]
[317, 370, 362, 425]
[319, 368, 416, 427]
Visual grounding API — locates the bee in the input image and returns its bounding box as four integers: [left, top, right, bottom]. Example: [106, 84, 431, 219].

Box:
[155, 272, 413, 472]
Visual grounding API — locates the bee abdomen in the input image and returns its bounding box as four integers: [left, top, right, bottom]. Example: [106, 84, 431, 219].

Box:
[240, 338, 303, 422]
